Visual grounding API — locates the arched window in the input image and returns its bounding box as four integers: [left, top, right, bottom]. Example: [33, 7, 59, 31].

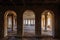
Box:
[41, 10, 54, 36]
[23, 10, 35, 36]
[4, 10, 17, 37]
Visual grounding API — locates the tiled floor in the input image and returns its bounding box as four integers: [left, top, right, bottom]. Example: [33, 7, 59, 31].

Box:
[1, 36, 59, 40]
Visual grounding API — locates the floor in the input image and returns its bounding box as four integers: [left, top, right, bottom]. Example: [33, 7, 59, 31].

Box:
[1, 26, 58, 40]
[1, 36, 59, 40]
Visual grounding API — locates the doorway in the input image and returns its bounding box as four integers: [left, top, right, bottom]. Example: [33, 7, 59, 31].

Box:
[41, 10, 54, 36]
[23, 10, 35, 36]
[4, 10, 17, 37]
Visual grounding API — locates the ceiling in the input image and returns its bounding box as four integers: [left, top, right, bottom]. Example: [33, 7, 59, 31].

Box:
[23, 10, 35, 19]
[0, 0, 60, 5]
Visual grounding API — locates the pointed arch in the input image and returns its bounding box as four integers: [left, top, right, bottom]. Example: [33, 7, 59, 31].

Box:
[4, 10, 17, 37]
